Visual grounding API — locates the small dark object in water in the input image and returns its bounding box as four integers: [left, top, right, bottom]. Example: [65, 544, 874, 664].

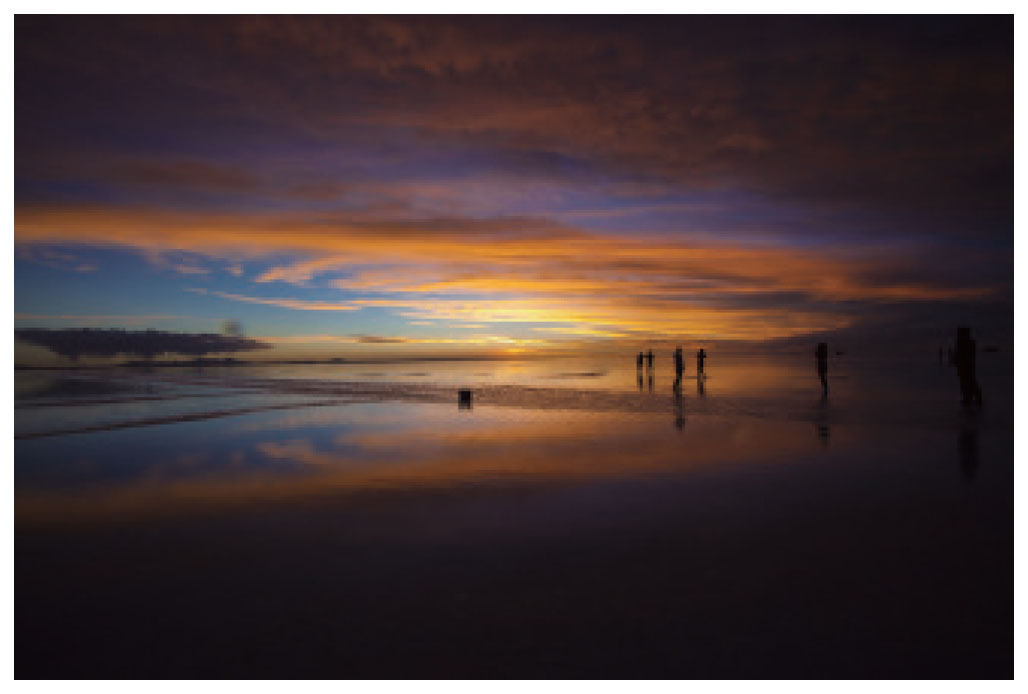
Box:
[458, 389, 473, 408]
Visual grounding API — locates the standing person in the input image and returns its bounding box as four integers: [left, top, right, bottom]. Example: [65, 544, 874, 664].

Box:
[696, 348, 706, 375]
[955, 326, 983, 408]
[816, 342, 828, 396]
[636, 352, 644, 369]
[674, 347, 684, 376]
[646, 350, 654, 369]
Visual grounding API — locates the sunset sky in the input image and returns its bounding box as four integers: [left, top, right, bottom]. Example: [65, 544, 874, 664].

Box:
[14, 16, 1013, 359]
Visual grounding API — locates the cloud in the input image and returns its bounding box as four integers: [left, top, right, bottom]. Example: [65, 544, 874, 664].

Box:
[13, 17, 1011, 346]
[257, 333, 548, 347]
[15, 205, 1001, 341]
[171, 264, 210, 275]
[15, 313, 186, 325]
[188, 288, 361, 311]
[100, 158, 262, 193]
[16, 16, 1011, 238]
[17, 246, 98, 273]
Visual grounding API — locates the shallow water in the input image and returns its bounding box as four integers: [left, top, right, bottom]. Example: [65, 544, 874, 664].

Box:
[15, 352, 1013, 677]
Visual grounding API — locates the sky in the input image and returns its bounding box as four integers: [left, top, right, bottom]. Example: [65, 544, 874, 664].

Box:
[14, 15, 1013, 361]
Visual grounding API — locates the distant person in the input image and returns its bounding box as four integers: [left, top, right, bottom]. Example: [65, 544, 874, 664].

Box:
[696, 348, 706, 374]
[955, 326, 983, 408]
[636, 352, 644, 369]
[816, 342, 828, 396]
[674, 347, 684, 376]
[646, 350, 654, 368]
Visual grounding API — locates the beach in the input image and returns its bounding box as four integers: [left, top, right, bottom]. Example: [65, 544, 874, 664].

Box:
[15, 352, 1013, 677]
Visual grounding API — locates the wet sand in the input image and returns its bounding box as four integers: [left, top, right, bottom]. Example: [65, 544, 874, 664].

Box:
[15, 355, 1013, 677]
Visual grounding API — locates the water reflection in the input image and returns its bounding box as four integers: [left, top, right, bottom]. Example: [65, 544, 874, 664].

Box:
[816, 342, 829, 396]
[959, 416, 980, 481]
[814, 397, 830, 448]
[14, 355, 1013, 678]
[17, 401, 869, 526]
[672, 375, 685, 430]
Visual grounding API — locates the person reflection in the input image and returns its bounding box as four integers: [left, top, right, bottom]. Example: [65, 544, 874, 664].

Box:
[816, 342, 829, 396]
[815, 397, 830, 448]
[955, 326, 983, 408]
[673, 374, 684, 430]
[647, 371, 654, 393]
[958, 423, 979, 481]
[696, 373, 705, 397]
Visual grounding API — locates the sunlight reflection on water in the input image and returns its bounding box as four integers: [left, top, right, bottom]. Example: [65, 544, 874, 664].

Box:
[15, 352, 1013, 678]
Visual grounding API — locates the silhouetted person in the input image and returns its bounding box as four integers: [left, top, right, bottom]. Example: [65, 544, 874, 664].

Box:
[955, 326, 983, 408]
[637, 352, 644, 369]
[674, 347, 684, 376]
[816, 342, 828, 396]
[646, 350, 654, 368]
[696, 348, 706, 374]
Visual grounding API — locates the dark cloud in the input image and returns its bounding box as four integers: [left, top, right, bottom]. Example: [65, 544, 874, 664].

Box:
[13, 16, 1012, 346]
[14, 328, 268, 360]
[15, 16, 1012, 242]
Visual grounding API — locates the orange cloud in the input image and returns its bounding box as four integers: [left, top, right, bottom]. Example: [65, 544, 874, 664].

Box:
[15, 205, 995, 342]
